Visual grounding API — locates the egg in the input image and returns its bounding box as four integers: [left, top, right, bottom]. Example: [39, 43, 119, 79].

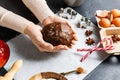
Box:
[111, 9, 120, 18]
[99, 18, 111, 28]
[112, 18, 120, 27]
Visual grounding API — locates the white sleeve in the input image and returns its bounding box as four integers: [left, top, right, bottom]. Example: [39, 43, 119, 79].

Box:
[0, 6, 34, 34]
[22, 0, 54, 23]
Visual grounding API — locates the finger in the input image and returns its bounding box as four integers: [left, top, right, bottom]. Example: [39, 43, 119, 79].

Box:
[59, 45, 69, 50]
[54, 16, 68, 23]
[68, 45, 72, 48]
[53, 45, 65, 51]
[73, 34, 78, 41]
[33, 41, 49, 52]
[52, 45, 69, 52]
[64, 46, 69, 50]
[38, 39, 54, 50]
[71, 40, 76, 45]
[38, 47, 49, 52]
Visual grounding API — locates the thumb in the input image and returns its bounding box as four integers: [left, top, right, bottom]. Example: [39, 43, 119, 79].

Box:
[39, 39, 54, 50]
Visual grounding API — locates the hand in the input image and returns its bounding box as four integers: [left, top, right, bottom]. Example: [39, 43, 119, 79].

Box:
[42, 15, 78, 48]
[24, 23, 69, 52]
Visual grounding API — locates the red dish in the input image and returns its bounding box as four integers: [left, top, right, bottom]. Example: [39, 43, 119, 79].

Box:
[0, 40, 10, 68]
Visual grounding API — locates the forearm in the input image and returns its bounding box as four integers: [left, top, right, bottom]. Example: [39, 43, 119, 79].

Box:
[0, 6, 34, 34]
[22, 0, 54, 24]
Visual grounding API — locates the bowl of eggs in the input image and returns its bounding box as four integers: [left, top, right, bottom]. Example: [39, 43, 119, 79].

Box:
[96, 9, 120, 28]
[95, 9, 120, 55]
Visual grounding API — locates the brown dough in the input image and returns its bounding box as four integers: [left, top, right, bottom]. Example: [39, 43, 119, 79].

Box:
[42, 22, 73, 46]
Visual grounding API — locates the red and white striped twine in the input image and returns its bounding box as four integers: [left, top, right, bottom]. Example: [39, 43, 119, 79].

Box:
[77, 37, 114, 62]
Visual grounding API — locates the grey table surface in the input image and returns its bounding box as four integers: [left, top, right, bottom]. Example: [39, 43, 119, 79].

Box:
[0, 0, 120, 80]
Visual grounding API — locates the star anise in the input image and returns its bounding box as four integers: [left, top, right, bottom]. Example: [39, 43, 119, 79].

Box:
[86, 37, 95, 45]
[85, 30, 92, 36]
[111, 35, 120, 43]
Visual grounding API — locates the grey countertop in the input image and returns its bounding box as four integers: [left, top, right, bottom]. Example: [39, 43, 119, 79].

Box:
[0, 0, 120, 80]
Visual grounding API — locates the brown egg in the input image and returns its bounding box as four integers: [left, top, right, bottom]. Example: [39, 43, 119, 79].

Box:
[99, 18, 111, 28]
[111, 9, 120, 18]
[112, 18, 120, 27]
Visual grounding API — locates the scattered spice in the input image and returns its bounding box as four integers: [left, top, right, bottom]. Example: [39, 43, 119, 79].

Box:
[85, 30, 92, 36]
[111, 35, 120, 43]
[86, 37, 95, 45]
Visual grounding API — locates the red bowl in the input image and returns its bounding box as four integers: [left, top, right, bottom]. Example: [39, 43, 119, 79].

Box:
[0, 40, 10, 68]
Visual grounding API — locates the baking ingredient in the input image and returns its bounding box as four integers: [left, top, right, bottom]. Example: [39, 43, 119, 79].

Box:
[0, 40, 10, 68]
[85, 30, 92, 36]
[86, 37, 95, 45]
[42, 22, 73, 47]
[111, 9, 120, 18]
[112, 18, 120, 27]
[99, 18, 111, 28]
[111, 35, 120, 43]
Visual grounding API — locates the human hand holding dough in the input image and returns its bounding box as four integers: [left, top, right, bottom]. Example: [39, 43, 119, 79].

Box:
[42, 16, 78, 48]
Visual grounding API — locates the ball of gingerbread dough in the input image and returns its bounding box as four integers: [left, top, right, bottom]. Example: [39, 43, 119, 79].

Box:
[41, 22, 73, 46]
